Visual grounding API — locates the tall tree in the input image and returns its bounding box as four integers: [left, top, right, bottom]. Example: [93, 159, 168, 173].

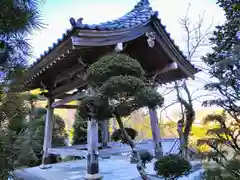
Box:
[200, 1, 240, 179]
[0, 0, 43, 179]
[0, 0, 42, 71]
[160, 1, 213, 158]
[79, 53, 164, 179]
[198, 112, 240, 179]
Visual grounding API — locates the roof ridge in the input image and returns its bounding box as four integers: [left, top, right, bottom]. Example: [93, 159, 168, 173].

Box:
[69, 0, 155, 29]
[134, 0, 150, 8]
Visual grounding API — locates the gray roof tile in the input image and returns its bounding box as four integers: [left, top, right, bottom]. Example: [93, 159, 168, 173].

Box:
[70, 0, 156, 30]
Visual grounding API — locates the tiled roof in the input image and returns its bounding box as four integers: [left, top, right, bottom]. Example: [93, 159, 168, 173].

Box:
[28, 0, 198, 80]
[30, 0, 157, 68]
[70, 0, 157, 30]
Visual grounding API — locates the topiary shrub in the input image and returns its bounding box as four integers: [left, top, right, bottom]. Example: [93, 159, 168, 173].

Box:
[139, 149, 153, 168]
[154, 154, 192, 180]
[111, 127, 138, 144]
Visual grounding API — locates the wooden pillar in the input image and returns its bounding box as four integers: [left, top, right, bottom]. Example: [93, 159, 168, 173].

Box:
[112, 117, 117, 131]
[149, 108, 163, 158]
[85, 119, 102, 180]
[41, 97, 54, 168]
[100, 120, 109, 148]
[85, 87, 102, 180]
[67, 110, 72, 146]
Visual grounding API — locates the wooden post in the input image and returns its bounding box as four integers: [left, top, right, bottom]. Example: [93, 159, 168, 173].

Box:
[149, 108, 163, 158]
[100, 120, 109, 148]
[112, 117, 117, 131]
[41, 97, 54, 168]
[67, 110, 72, 146]
[85, 87, 102, 180]
[85, 119, 102, 180]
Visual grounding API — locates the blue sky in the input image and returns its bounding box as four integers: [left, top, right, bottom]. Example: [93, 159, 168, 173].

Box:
[30, 0, 226, 118]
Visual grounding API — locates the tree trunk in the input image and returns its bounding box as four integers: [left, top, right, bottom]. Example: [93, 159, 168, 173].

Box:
[175, 81, 195, 159]
[114, 112, 148, 180]
[183, 107, 195, 159]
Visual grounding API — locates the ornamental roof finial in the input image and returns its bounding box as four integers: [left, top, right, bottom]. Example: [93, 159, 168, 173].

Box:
[69, 17, 84, 27]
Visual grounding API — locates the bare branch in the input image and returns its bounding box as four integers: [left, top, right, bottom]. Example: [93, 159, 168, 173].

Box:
[160, 100, 179, 113]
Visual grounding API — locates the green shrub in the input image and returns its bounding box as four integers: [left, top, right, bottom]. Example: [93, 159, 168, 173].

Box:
[111, 127, 138, 143]
[139, 149, 153, 167]
[154, 154, 192, 180]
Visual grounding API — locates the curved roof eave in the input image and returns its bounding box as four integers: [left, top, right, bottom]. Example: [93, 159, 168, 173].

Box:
[28, 0, 156, 68]
[24, 0, 199, 86]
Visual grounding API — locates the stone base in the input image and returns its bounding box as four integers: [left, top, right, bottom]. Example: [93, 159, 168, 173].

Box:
[101, 156, 111, 159]
[84, 173, 103, 180]
[130, 158, 138, 164]
[39, 164, 52, 170]
[154, 150, 163, 159]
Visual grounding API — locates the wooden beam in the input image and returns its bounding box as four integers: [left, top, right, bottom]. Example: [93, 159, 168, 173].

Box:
[56, 93, 75, 100]
[71, 25, 151, 47]
[154, 36, 193, 78]
[150, 62, 178, 79]
[53, 105, 78, 109]
[27, 38, 73, 80]
[159, 62, 178, 74]
[152, 21, 196, 78]
[53, 65, 85, 87]
[51, 92, 86, 108]
[51, 71, 87, 97]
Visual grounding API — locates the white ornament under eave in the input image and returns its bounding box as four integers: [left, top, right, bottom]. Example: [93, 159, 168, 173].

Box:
[145, 32, 156, 48]
[115, 42, 123, 52]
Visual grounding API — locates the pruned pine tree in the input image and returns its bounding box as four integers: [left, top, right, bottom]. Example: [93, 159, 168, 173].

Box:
[0, 0, 43, 178]
[0, 0, 43, 71]
[198, 112, 240, 179]
[79, 53, 164, 179]
[199, 1, 240, 179]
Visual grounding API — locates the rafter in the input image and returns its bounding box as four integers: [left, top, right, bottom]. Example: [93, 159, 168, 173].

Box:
[53, 64, 85, 87]
[51, 73, 87, 98]
[51, 105, 78, 109]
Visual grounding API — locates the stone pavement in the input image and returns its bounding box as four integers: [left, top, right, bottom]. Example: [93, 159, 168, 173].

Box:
[48, 139, 181, 158]
[13, 156, 203, 180]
